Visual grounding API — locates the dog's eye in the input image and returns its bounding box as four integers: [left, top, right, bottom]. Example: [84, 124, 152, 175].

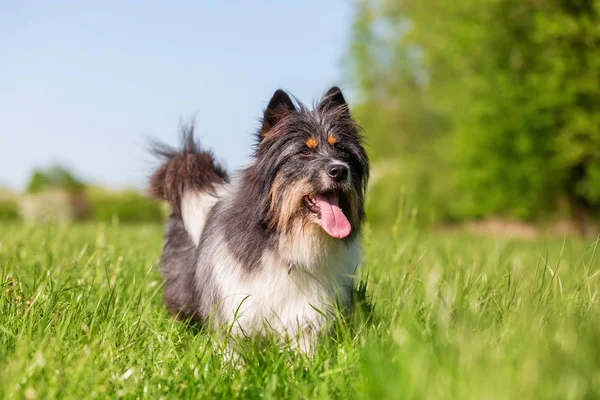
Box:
[300, 148, 312, 156]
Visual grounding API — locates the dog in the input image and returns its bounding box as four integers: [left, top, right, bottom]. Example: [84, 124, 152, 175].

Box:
[149, 87, 369, 351]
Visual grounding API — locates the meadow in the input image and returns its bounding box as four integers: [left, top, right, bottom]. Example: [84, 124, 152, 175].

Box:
[1, 222, 599, 399]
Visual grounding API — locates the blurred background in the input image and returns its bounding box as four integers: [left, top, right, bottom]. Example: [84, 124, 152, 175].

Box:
[1, 0, 599, 237]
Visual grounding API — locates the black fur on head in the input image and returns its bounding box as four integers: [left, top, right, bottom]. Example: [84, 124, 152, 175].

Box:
[242, 87, 370, 239]
[258, 89, 297, 139]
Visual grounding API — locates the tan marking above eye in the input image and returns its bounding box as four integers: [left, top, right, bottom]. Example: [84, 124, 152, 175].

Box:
[305, 137, 318, 149]
[327, 135, 337, 146]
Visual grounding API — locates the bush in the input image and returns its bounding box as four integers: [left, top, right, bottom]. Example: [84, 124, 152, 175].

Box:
[0, 199, 20, 220]
[366, 159, 459, 229]
[88, 190, 164, 223]
[26, 166, 85, 194]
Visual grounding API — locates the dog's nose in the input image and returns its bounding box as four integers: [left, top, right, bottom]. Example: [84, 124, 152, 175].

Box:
[328, 164, 349, 182]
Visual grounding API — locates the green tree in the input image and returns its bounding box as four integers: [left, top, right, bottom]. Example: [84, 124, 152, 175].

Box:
[26, 165, 86, 194]
[349, 0, 600, 229]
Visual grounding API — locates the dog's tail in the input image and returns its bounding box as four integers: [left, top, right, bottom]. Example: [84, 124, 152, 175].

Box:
[149, 123, 229, 245]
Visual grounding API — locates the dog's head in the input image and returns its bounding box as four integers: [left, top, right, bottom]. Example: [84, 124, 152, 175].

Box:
[252, 87, 369, 240]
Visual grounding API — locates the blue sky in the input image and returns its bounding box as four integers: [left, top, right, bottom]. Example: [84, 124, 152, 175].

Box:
[0, 1, 355, 190]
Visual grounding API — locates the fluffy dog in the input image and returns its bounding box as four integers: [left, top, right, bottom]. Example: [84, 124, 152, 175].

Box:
[150, 87, 369, 350]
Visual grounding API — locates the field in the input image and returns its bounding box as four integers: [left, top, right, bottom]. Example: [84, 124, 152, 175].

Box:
[1, 222, 599, 399]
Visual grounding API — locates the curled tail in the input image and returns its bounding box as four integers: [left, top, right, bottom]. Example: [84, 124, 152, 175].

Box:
[150, 124, 228, 322]
[150, 124, 229, 245]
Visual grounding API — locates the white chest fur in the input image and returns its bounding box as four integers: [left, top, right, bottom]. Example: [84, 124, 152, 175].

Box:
[208, 230, 360, 339]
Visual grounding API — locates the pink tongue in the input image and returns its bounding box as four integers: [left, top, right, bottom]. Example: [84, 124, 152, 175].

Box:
[315, 194, 352, 239]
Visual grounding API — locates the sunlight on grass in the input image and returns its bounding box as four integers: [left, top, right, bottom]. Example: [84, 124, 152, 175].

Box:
[1, 223, 599, 398]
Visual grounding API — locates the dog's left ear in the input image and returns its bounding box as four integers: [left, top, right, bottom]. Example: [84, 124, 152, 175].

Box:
[318, 86, 350, 118]
[259, 89, 296, 139]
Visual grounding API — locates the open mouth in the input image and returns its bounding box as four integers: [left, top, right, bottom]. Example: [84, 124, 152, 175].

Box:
[302, 192, 352, 239]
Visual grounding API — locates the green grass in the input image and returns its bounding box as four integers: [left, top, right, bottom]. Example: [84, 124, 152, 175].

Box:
[1, 222, 599, 399]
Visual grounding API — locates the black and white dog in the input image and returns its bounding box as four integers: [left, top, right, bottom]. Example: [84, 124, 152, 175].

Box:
[150, 87, 369, 350]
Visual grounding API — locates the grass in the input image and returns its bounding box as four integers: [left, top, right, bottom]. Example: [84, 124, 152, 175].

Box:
[1, 222, 599, 399]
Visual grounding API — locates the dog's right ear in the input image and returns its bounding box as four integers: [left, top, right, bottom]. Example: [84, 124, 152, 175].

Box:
[259, 89, 296, 139]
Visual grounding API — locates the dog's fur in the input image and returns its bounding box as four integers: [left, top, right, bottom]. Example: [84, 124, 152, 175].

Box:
[149, 87, 369, 350]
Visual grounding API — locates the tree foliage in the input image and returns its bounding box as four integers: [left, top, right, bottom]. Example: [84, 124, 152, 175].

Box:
[26, 165, 86, 194]
[349, 0, 600, 224]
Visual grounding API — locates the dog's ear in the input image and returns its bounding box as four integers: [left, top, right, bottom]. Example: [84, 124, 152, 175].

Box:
[259, 89, 296, 139]
[318, 86, 350, 118]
